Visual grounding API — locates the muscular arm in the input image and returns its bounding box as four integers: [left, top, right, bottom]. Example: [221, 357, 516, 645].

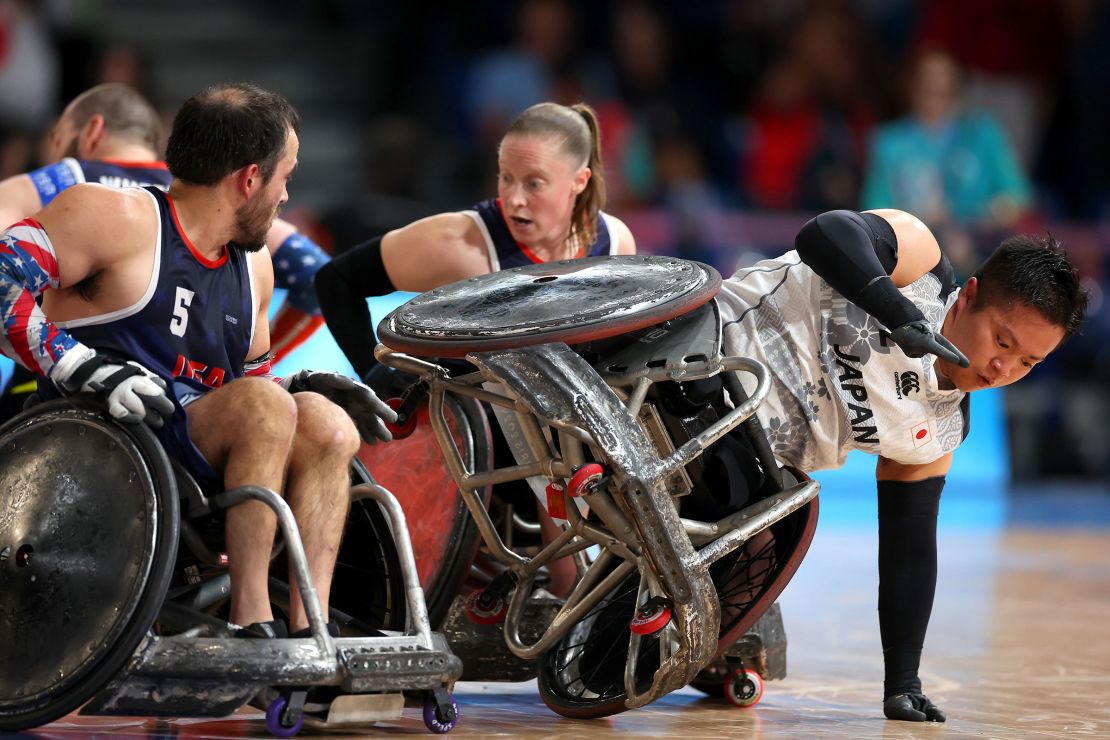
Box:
[315, 212, 491, 380]
[380, 212, 492, 292]
[874, 453, 951, 719]
[0, 174, 44, 231]
[0, 184, 155, 379]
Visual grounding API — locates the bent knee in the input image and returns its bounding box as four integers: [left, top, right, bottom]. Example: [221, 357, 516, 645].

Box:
[293, 392, 361, 459]
[190, 377, 298, 448]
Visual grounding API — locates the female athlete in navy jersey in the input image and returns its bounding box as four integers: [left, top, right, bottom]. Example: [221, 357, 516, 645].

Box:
[314, 101, 637, 382]
[315, 102, 637, 598]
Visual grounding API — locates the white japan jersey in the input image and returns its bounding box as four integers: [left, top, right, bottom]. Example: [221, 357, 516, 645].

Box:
[718, 250, 969, 472]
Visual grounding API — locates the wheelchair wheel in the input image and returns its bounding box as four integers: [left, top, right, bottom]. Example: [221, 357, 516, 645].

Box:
[690, 476, 819, 697]
[712, 482, 818, 650]
[329, 459, 408, 632]
[0, 400, 179, 731]
[357, 394, 492, 627]
[536, 568, 662, 719]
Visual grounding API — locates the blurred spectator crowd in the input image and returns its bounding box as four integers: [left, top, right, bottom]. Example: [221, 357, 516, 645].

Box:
[1, 0, 1108, 480]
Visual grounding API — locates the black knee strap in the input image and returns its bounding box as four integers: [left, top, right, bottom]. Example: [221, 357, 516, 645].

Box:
[877, 476, 944, 698]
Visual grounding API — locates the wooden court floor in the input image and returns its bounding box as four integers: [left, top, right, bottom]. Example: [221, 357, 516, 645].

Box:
[14, 496, 1110, 739]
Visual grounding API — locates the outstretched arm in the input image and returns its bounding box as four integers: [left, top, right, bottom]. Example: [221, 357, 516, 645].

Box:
[875, 453, 952, 723]
[314, 212, 490, 380]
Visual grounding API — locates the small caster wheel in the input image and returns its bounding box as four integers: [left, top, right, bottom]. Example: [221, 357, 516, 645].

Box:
[464, 590, 507, 625]
[384, 397, 419, 439]
[629, 602, 672, 635]
[423, 691, 459, 733]
[724, 668, 764, 708]
[265, 695, 305, 737]
[567, 463, 605, 498]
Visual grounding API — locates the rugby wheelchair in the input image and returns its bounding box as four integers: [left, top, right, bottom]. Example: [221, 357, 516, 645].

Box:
[0, 396, 462, 735]
[365, 255, 820, 717]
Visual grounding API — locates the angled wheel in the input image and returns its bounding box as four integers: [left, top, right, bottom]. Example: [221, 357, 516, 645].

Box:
[357, 392, 492, 628]
[536, 569, 662, 719]
[0, 400, 179, 731]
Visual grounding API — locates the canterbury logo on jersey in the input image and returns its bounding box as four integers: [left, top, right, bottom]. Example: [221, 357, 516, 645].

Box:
[894, 370, 920, 398]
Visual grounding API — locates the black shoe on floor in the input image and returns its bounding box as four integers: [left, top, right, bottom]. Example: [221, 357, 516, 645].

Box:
[234, 618, 289, 639]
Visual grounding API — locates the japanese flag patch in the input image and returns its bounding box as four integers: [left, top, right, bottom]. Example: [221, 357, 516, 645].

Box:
[910, 420, 932, 448]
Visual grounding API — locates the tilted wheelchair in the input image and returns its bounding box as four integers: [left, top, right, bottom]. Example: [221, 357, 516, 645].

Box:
[366, 255, 821, 716]
[0, 397, 462, 736]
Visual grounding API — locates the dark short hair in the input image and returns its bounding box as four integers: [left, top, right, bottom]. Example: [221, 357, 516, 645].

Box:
[165, 83, 299, 186]
[972, 234, 1088, 338]
[66, 83, 162, 152]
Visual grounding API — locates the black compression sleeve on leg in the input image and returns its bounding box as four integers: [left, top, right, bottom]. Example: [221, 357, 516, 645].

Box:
[313, 236, 398, 380]
[877, 476, 944, 698]
[795, 210, 922, 330]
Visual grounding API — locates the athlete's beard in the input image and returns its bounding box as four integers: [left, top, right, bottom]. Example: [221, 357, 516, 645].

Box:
[62, 137, 80, 159]
[231, 195, 277, 253]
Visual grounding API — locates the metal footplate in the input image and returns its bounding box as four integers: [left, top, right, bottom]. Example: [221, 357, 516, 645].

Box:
[82, 632, 461, 718]
[339, 632, 461, 693]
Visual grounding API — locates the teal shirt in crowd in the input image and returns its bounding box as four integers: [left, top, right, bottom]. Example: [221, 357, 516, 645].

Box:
[861, 111, 1031, 223]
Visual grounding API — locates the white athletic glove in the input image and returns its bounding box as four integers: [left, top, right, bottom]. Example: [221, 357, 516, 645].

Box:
[279, 370, 397, 444]
[52, 349, 175, 428]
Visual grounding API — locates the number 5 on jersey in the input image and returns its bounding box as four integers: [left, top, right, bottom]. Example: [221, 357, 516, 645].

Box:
[170, 286, 195, 337]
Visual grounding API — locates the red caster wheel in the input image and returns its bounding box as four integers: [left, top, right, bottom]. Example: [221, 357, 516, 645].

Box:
[464, 590, 507, 625]
[724, 668, 764, 708]
[567, 463, 605, 498]
[629, 602, 672, 635]
[384, 397, 418, 439]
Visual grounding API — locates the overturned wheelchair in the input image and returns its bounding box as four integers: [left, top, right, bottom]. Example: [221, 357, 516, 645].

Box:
[0, 397, 462, 735]
[368, 255, 820, 716]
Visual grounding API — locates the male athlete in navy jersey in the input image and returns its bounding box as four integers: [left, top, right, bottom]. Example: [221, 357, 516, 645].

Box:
[0, 82, 396, 638]
[0, 83, 329, 366]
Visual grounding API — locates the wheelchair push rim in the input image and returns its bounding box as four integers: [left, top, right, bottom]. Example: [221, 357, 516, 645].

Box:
[0, 400, 179, 731]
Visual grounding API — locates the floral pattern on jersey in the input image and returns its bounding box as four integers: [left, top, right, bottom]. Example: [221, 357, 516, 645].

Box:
[748, 289, 823, 464]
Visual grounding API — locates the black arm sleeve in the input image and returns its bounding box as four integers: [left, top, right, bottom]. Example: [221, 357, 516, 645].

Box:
[877, 476, 944, 698]
[795, 210, 923, 330]
[313, 236, 398, 380]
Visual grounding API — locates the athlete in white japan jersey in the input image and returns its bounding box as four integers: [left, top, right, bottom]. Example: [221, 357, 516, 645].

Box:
[718, 250, 969, 473]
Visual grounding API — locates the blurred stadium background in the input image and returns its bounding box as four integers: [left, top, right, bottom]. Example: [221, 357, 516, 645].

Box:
[2, 0, 1106, 517]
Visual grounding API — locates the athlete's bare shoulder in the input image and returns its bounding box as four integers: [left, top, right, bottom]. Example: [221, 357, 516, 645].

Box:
[381, 211, 492, 292]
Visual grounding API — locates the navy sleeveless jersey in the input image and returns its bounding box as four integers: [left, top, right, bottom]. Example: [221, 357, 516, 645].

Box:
[54, 187, 255, 408]
[28, 158, 172, 207]
[464, 198, 619, 270]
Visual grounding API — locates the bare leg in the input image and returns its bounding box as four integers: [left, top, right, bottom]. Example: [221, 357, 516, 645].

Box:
[283, 392, 360, 632]
[186, 377, 298, 627]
